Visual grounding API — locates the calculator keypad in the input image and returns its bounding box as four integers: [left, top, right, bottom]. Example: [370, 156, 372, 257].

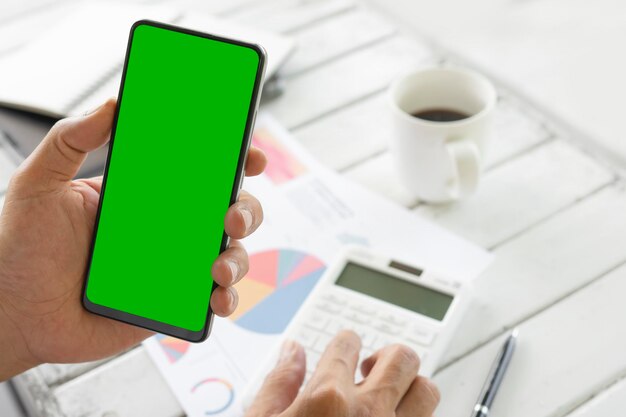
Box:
[292, 289, 438, 384]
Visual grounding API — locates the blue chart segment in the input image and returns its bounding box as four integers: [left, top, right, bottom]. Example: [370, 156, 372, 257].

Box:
[232, 249, 326, 334]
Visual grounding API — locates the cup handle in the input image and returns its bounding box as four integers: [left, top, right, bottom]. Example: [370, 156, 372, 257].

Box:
[445, 141, 481, 200]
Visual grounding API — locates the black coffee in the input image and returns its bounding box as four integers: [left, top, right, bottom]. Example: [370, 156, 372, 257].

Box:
[411, 108, 469, 122]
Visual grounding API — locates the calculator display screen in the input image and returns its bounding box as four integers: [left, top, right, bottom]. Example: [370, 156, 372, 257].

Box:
[335, 262, 454, 321]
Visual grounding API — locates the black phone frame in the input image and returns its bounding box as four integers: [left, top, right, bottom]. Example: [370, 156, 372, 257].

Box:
[82, 19, 266, 342]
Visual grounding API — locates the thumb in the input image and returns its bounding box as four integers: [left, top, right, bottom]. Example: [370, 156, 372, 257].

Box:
[246, 340, 306, 417]
[18, 98, 116, 189]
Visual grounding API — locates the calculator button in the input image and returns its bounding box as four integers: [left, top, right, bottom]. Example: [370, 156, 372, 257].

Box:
[378, 313, 407, 327]
[408, 328, 436, 346]
[406, 333, 435, 347]
[371, 335, 416, 350]
[360, 332, 376, 348]
[315, 301, 344, 315]
[371, 336, 394, 351]
[324, 319, 348, 336]
[321, 292, 347, 305]
[349, 303, 377, 315]
[312, 333, 333, 353]
[295, 328, 319, 348]
[305, 312, 330, 331]
[345, 311, 370, 325]
[374, 322, 402, 336]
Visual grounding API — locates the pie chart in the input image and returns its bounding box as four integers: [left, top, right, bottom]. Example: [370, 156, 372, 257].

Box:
[155, 334, 191, 363]
[190, 378, 234, 415]
[231, 249, 326, 334]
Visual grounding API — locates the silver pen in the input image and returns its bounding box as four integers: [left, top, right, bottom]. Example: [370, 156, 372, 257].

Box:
[471, 328, 518, 417]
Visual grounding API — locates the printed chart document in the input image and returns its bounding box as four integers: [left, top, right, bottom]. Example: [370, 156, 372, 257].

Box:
[143, 115, 493, 417]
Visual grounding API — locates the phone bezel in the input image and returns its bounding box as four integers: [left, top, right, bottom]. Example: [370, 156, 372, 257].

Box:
[81, 19, 266, 342]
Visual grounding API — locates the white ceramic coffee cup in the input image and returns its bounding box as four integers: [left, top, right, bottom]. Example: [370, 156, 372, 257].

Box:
[388, 67, 497, 203]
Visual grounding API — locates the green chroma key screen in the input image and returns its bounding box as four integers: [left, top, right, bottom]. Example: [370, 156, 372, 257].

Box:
[84, 22, 262, 336]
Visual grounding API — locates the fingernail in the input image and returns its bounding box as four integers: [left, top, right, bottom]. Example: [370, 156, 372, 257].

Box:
[279, 340, 298, 363]
[424, 378, 442, 404]
[228, 287, 239, 310]
[227, 260, 240, 284]
[240, 207, 253, 232]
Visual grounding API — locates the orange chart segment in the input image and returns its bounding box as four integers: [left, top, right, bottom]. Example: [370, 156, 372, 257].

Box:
[230, 278, 274, 321]
[156, 334, 191, 363]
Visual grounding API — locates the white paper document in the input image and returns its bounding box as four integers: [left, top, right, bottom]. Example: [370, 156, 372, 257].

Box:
[0, 1, 295, 118]
[143, 115, 492, 417]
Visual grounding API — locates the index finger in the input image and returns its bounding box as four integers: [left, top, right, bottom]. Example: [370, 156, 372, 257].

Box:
[308, 330, 361, 389]
[359, 344, 421, 408]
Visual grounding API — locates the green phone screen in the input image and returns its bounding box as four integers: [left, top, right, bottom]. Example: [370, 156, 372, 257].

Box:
[84, 23, 262, 333]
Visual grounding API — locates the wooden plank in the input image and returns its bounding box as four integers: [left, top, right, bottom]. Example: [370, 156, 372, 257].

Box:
[75, 9, 394, 116]
[293, 93, 390, 171]
[0, 381, 24, 417]
[294, 91, 550, 173]
[11, 368, 63, 417]
[441, 183, 626, 366]
[345, 139, 611, 224]
[181, 0, 265, 16]
[434, 260, 626, 417]
[0, 0, 59, 19]
[344, 151, 417, 207]
[0, 1, 77, 56]
[38, 360, 112, 388]
[263, 35, 435, 129]
[282, 8, 395, 76]
[567, 377, 626, 417]
[416, 141, 613, 248]
[488, 95, 552, 167]
[231, 0, 355, 34]
[54, 348, 182, 417]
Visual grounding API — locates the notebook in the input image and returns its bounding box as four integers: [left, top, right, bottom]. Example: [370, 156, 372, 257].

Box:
[0, 1, 296, 118]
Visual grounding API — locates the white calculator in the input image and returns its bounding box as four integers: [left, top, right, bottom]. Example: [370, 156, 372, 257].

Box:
[245, 247, 469, 401]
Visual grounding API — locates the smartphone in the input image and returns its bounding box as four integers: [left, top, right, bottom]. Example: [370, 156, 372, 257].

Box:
[82, 20, 266, 342]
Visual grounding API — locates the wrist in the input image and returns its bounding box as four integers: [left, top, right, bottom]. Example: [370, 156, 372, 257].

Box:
[0, 224, 40, 381]
[0, 286, 37, 381]
[0, 304, 35, 381]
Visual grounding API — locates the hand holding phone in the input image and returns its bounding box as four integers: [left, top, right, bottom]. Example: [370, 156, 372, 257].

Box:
[0, 101, 266, 380]
[0, 22, 266, 380]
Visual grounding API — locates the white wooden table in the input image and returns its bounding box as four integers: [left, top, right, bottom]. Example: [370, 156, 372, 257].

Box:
[2, 1, 626, 416]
